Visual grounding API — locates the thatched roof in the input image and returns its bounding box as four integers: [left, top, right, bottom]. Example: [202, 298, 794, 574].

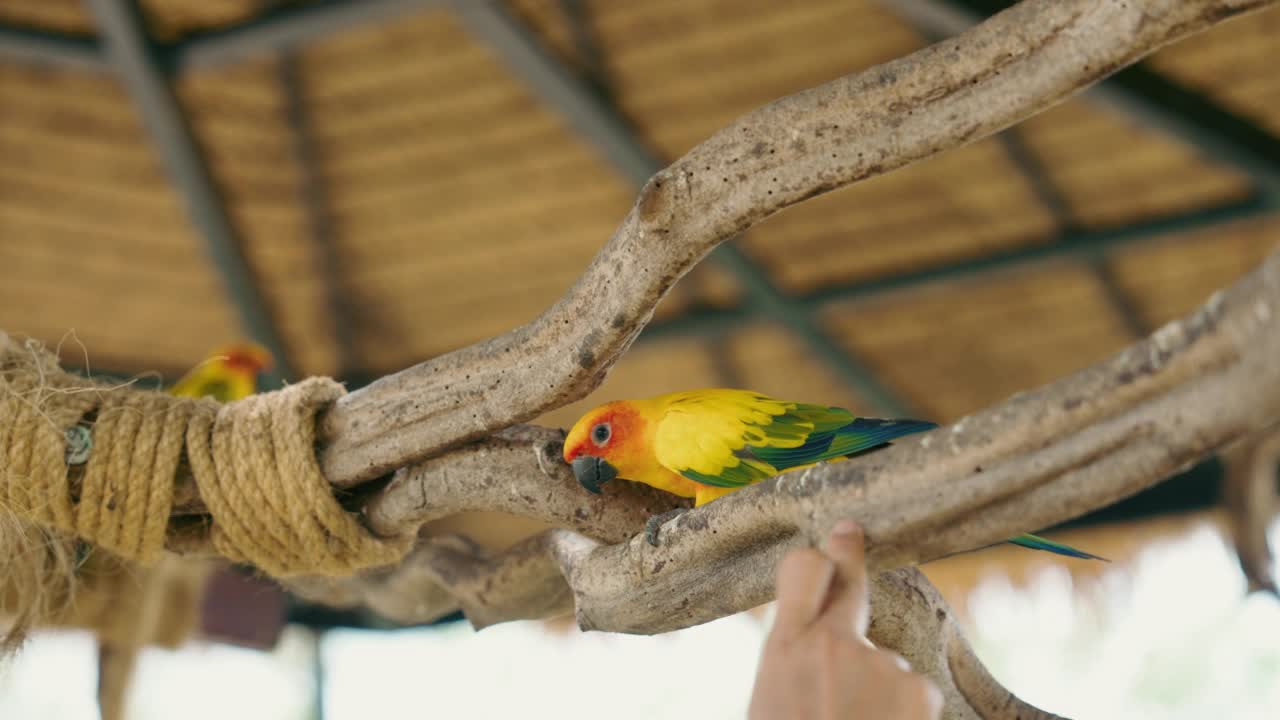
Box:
[1, 0, 1277, 434]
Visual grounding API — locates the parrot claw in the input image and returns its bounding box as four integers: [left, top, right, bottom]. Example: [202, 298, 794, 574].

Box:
[644, 508, 688, 546]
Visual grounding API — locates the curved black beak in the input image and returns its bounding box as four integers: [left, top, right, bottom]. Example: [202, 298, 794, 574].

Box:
[572, 455, 618, 494]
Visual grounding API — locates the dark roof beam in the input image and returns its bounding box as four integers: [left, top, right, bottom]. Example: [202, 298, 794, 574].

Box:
[0, 23, 104, 69]
[556, 0, 614, 103]
[279, 52, 357, 377]
[171, 0, 441, 71]
[87, 0, 292, 386]
[996, 129, 1151, 337]
[0, 1, 441, 73]
[644, 194, 1276, 340]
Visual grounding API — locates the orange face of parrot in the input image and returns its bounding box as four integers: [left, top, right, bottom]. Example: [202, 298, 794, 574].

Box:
[217, 343, 274, 376]
[562, 401, 646, 494]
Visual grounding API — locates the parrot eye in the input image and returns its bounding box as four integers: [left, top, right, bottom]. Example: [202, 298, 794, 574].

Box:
[591, 422, 612, 447]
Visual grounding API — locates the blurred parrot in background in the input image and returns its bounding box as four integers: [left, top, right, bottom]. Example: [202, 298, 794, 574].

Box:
[169, 342, 274, 401]
[64, 342, 275, 468]
[563, 388, 1103, 559]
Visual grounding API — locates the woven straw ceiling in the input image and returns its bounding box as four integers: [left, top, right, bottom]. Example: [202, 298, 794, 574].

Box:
[0, 0, 1277, 430]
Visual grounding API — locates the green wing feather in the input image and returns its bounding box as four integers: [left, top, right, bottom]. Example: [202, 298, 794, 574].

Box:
[750, 415, 937, 469]
[652, 391, 934, 489]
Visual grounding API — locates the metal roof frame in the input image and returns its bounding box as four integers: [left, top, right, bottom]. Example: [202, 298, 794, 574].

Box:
[86, 0, 293, 386]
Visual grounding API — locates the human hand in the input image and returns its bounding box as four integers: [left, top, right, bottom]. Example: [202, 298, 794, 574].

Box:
[747, 520, 943, 719]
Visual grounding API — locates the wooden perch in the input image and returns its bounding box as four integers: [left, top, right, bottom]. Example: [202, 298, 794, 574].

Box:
[1222, 430, 1280, 595]
[362, 426, 684, 542]
[575, 254, 1280, 633]
[315, 0, 1274, 488]
[348, 246, 1280, 635]
[298, 244, 1280, 718]
[284, 534, 575, 629]
[868, 568, 1066, 720]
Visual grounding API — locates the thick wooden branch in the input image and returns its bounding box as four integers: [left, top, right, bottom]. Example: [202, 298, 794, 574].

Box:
[283, 544, 461, 625]
[289, 238, 1280, 712]
[558, 248, 1280, 633]
[170, 425, 684, 523]
[1222, 430, 1280, 594]
[294, 534, 1061, 718]
[868, 568, 1066, 720]
[330, 247, 1280, 638]
[283, 533, 578, 629]
[362, 426, 684, 542]
[315, 0, 1273, 487]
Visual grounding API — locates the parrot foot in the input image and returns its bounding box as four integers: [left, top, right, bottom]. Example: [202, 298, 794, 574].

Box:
[644, 508, 688, 546]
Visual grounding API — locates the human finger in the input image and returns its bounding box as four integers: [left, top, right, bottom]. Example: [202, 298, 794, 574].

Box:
[820, 519, 870, 635]
[771, 548, 835, 639]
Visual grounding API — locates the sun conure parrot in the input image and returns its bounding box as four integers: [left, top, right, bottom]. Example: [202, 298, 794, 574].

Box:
[63, 343, 275, 467]
[563, 388, 1103, 559]
[169, 342, 274, 401]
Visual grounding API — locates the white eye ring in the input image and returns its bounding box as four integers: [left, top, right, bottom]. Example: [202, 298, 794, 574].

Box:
[591, 422, 612, 447]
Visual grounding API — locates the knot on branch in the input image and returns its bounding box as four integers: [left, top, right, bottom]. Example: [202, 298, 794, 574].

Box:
[0, 337, 413, 607]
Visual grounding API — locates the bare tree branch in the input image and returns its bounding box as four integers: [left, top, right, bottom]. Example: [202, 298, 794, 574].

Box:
[868, 568, 1066, 720]
[413, 533, 576, 630]
[283, 542, 465, 626]
[294, 533, 1065, 717]
[557, 247, 1280, 633]
[315, 0, 1274, 487]
[328, 247, 1280, 638]
[278, 240, 1280, 712]
[282, 533, 578, 629]
[362, 426, 684, 541]
[1222, 430, 1280, 595]
[282, 425, 682, 627]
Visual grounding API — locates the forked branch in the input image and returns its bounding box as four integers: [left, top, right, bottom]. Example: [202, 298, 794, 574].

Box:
[362, 426, 684, 542]
[341, 245, 1280, 638]
[315, 0, 1274, 487]
[273, 230, 1280, 720]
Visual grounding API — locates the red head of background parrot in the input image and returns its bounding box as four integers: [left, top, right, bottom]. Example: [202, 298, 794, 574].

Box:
[169, 341, 275, 402]
[218, 343, 274, 375]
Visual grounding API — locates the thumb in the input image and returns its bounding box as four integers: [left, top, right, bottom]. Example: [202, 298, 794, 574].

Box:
[820, 519, 870, 636]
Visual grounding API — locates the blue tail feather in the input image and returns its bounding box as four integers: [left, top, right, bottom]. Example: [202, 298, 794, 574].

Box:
[839, 418, 938, 447]
[1008, 533, 1108, 561]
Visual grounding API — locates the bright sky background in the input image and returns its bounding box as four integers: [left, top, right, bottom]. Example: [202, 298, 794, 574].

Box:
[2, 520, 1277, 719]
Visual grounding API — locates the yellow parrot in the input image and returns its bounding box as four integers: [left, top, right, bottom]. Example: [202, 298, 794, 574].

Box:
[563, 388, 1102, 559]
[64, 342, 275, 467]
[169, 342, 274, 401]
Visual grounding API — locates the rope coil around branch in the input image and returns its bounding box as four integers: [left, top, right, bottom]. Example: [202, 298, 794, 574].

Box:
[0, 337, 412, 578]
[1, 340, 195, 563]
[186, 379, 412, 576]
